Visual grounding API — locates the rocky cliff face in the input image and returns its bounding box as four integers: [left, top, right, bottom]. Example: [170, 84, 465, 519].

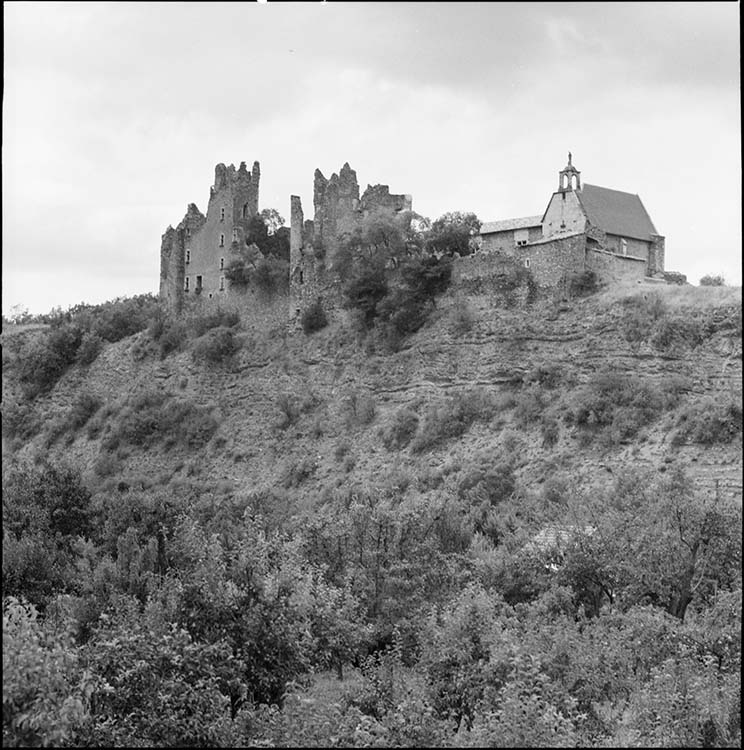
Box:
[4, 284, 741, 506]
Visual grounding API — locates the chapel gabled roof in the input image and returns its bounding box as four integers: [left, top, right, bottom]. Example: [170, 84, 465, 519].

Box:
[577, 184, 658, 241]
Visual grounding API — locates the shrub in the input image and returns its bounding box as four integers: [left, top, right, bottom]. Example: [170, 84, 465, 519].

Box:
[300, 298, 328, 334]
[672, 398, 743, 445]
[450, 298, 476, 334]
[649, 314, 705, 351]
[381, 408, 420, 450]
[253, 255, 289, 298]
[513, 385, 549, 426]
[108, 390, 218, 450]
[569, 371, 686, 445]
[343, 262, 388, 329]
[620, 292, 669, 344]
[2, 399, 42, 442]
[411, 388, 497, 453]
[156, 319, 188, 358]
[699, 274, 726, 286]
[187, 308, 240, 337]
[69, 392, 103, 432]
[567, 269, 599, 296]
[275, 393, 300, 430]
[340, 389, 376, 429]
[76, 331, 103, 365]
[191, 326, 240, 365]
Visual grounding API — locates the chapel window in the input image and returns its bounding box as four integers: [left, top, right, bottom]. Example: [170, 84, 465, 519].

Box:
[220, 258, 224, 270]
[184, 277, 190, 291]
[185, 249, 190, 264]
[219, 234, 225, 247]
[220, 207, 225, 221]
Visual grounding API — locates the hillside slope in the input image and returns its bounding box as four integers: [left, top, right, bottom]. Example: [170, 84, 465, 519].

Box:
[4, 282, 741, 508]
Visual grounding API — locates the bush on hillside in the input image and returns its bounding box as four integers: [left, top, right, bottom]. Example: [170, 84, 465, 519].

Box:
[672, 398, 743, 445]
[275, 393, 300, 430]
[411, 388, 497, 453]
[567, 269, 599, 297]
[699, 274, 726, 287]
[186, 308, 240, 337]
[191, 327, 241, 366]
[103, 390, 218, 450]
[343, 262, 389, 329]
[380, 407, 420, 450]
[300, 298, 328, 335]
[568, 370, 688, 445]
[76, 331, 104, 365]
[450, 298, 476, 335]
[649, 314, 705, 351]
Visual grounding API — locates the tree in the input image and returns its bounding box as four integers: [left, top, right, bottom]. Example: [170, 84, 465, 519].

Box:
[3, 598, 91, 747]
[555, 467, 742, 620]
[259, 208, 285, 236]
[426, 211, 482, 257]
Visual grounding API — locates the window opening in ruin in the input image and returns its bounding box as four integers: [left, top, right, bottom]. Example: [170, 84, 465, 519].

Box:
[196, 275, 203, 291]
[299, 270, 304, 284]
[524, 258, 531, 268]
[242, 203, 248, 218]
[208, 293, 213, 299]
[186, 227, 191, 237]
[219, 276, 225, 291]
[220, 207, 225, 221]
[220, 258, 224, 270]
[185, 249, 190, 264]
[219, 234, 225, 247]
[185, 277, 190, 291]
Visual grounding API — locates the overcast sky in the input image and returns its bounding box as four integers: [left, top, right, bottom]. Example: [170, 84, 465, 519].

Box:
[3, 1, 741, 314]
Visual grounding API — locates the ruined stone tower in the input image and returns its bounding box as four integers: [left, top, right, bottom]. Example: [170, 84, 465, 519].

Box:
[159, 160, 260, 311]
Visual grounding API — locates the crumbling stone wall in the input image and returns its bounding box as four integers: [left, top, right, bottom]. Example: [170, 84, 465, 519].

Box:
[359, 184, 412, 218]
[289, 163, 412, 323]
[312, 163, 361, 262]
[311, 163, 412, 265]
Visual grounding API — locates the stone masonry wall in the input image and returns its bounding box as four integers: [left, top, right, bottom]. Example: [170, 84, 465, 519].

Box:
[513, 234, 587, 287]
[603, 233, 650, 263]
[586, 248, 648, 284]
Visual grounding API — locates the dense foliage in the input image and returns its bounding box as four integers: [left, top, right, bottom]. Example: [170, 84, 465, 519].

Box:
[2, 452, 740, 747]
